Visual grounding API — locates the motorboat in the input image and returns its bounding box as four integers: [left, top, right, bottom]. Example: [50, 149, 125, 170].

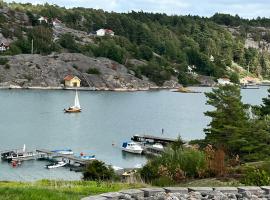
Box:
[152, 143, 164, 149]
[46, 161, 67, 169]
[122, 142, 143, 154]
[64, 90, 81, 113]
[51, 149, 74, 155]
[78, 155, 96, 160]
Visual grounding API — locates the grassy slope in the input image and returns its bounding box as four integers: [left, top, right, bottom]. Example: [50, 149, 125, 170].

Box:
[0, 180, 144, 200]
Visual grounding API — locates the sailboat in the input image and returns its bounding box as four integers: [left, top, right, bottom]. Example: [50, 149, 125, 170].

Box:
[64, 90, 81, 113]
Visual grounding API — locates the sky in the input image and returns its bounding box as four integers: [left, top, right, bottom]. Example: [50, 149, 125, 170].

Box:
[4, 0, 270, 19]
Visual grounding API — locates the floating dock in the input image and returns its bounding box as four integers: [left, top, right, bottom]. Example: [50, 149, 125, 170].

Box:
[131, 135, 177, 145]
[36, 149, 90, 166]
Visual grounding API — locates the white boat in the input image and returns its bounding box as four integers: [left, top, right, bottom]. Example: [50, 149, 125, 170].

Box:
[51, 149, 73, 155]
[122, 142, 143, 154]
[46, 161, 67, 169]
[79, 155, 96, 160]
[64, 90, 81, 113]
[152, 143, 164, 149]
[1, 145, 36, 161]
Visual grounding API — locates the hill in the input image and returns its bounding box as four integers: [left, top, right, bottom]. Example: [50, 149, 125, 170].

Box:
[0, 1, 270, 88]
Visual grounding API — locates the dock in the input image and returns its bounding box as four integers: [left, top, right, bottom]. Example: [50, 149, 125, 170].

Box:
[36, 149, 90, 166]
[131, 135, 177, 145]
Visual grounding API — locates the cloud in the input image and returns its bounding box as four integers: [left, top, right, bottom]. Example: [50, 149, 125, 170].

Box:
[4, 0, 270, 19]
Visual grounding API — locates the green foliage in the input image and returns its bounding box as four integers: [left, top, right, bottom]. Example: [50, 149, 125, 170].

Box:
[59, 33, 79, 53]
[241, 168, 270, 186]
[140, 148, 207, 184]
[28, 26, 56, 54]
[87, 67, 101, 75]
[83, 160, 116, 181]
[204, 85, 249, 156]
[138, 45, 153, 61]
[229, 72, 240, 84]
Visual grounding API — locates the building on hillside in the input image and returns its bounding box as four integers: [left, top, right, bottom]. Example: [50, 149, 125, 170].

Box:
[64, 75, 81, 87]
[96, 29, 114, 36]
[217, 77, 232, 85]
[240, 76, 259, 84]
[52, 18, 62, 28]
[0, 43, 9, 52]
[38, 16, 48, 24]
[210, 55, 215, 62]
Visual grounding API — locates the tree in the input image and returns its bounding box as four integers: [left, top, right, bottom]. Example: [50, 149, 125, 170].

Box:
[258, 88, 270, 117]
[83, 160, 115, 181]
[204, 85, 249, 156]
[59, 33, 79, 53]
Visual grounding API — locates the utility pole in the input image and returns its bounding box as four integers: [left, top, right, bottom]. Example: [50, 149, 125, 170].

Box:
[31, 39, 34, 54]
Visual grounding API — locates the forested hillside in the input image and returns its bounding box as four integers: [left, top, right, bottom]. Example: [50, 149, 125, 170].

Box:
[1, 1, 270, 86]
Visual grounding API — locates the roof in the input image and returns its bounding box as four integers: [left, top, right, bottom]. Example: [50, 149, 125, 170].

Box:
[64, 75, 80, 81]
[53, 18, 62, 23]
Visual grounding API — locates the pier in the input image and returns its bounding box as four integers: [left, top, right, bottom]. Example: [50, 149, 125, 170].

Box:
[131, 134, 177, 145]
[36, 149, 90, 166]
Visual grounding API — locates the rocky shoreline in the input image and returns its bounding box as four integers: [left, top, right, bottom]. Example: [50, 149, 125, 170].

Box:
[0, 53, 181, 91]
[82, 186, 270, 200]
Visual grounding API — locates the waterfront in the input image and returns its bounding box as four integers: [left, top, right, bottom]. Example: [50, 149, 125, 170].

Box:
[0, 87, 268, 181]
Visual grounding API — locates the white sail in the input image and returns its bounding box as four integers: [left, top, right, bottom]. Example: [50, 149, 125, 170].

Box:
[74, 90, 80, 109]
[23, 144, 26, 152]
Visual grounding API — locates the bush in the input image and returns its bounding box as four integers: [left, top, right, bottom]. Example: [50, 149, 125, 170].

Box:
[0, 57, 8, 65]
[140, 148, 207, 184]
[83, 160, 116, 181]
[241, 168, 270, 186]
[87, 67, 101, 75]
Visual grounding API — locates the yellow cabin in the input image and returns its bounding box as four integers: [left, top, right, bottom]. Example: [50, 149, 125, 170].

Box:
[64, 75, 81, 87]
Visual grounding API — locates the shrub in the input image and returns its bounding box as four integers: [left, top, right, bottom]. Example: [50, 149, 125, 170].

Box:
[0, 57, 8, 65]
[140, 148, 207, 184]
[83, 160, 116, 181]
[87, 67, 101, 75]
[241, 168, 270, 186]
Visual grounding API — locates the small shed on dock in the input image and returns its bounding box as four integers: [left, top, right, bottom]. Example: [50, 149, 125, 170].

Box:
[64, 75, 81, 87]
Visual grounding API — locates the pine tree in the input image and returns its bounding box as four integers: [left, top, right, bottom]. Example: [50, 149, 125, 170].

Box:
[259, 89, 270, 116]
[204, 85, 249, 156]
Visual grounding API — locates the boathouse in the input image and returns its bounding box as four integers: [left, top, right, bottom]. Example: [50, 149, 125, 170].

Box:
[64, 75, 81, 87]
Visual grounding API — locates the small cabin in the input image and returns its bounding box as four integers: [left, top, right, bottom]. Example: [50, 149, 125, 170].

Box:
[64, 75, 81, 87]
[217, 78, 232, 85]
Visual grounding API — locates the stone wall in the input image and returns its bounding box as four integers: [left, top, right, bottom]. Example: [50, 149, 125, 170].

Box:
[82, 186, 270, 200]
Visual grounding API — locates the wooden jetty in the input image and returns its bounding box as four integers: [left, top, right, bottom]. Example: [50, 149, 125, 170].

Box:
[36, 149, 90, 166]
[131, 134, 177, 145]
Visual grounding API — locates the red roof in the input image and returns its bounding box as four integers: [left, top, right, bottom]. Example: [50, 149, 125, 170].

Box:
[64, 75, 76, 81]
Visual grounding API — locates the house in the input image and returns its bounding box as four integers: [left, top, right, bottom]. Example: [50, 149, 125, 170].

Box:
[240, 76, 259, 85]
[0, 43, 9, 52]
[96, 29, 114, 36]
[217, 78, 232, 85]
[52, 18, 62, 28]
[38, 16, 48, 24]
[210, 55, 215, 62]
[64, 75, 81, 87]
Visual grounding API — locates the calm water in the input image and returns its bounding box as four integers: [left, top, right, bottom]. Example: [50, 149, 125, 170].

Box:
[0, 87, 268, 181]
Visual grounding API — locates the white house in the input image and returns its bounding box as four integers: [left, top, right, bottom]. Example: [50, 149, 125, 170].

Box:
[96, 29, 106, 36]
[96, 29, 114, 36]
[52, 18, 62, 28]
[0, 43, 9, 52]
[217, 78, 232, 85]
[38, 16, 48, 24]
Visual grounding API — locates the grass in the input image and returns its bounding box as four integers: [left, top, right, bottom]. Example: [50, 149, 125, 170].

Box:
[0, 180, 145, 200]
[176, 178, 242, 187]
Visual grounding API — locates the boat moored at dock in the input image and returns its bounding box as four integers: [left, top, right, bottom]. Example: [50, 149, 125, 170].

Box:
[122, 142, 143, 154]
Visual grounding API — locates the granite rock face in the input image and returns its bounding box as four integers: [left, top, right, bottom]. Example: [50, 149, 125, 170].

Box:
[0, 53, 181, 90]
[82, 187, 270, 200]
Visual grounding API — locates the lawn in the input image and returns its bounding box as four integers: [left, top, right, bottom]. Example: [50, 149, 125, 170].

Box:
[0, 180, 145, 200]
